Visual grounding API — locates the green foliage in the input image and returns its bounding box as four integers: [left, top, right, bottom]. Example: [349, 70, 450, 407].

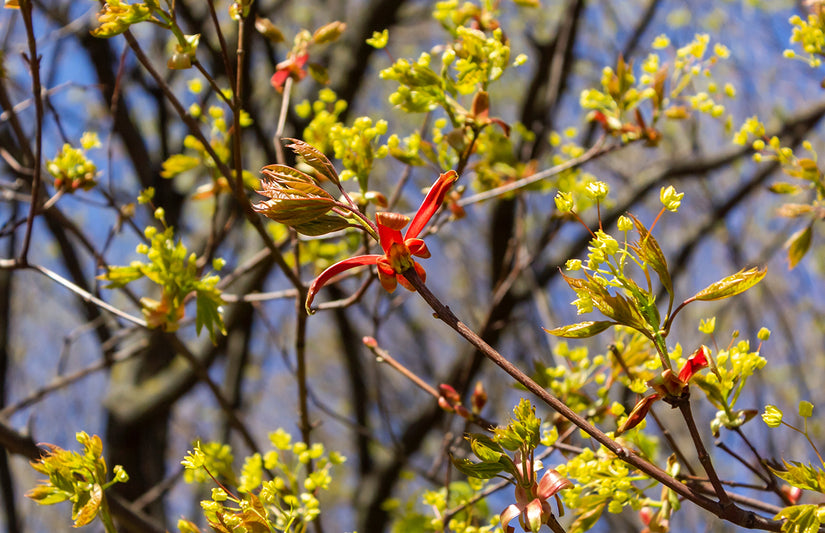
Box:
[92, 0, 201, 69]
[774, 504, 824, 533]
[99, 215, 226, 341]
[581, 34, 733, 144]
[181, 429, 346, 533]
[389, 480, 495, 533]
[26, 432, 128, 531]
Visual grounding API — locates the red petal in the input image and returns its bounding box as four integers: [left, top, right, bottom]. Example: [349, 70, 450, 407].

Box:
[537, 469, 573, 500]
[271, 69, 290, 90]
[306, 255, 382, 312]
[500, 504, 521, 530]
[678, 346, 709, 383]
[376, 212, 407, 254]
[377, 268, 397, 293]
[406, 238, 430, 258]
[525, 498, 543, 532]
[406, 170, 458, 239]
[295, 53, 309, 68]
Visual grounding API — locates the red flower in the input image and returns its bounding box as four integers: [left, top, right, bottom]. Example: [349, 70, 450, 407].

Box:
[271, 53, 308, 91]
[305, 170, 458, 312]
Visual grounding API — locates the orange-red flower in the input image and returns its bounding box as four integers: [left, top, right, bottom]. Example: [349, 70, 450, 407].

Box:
[271, 53, 308, 91]
[305, 170, 458, 313]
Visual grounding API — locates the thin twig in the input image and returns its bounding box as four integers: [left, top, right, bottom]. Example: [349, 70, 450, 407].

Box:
[401, 267, 781, 531]
[18, 0, 44, 264]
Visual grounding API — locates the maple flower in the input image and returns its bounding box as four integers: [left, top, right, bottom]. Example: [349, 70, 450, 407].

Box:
[305, 170, 458, 313]
[500, 467, 572, 533]
[271, 53, 308, 91]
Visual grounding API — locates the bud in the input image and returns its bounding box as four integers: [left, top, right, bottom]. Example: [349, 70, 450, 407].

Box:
[554, 191, 574, 212]
[585, 181, 609, 201]
[255, 17, 285, 43]
[471, 381, 487, 413]
[362, 336, 378, 348]
[313, 21, 346, 45]
[616, 393, 659, 435]
[617, 215, 633, 232]
[761, 405, 783, 428]
[438, 383, 461, 404]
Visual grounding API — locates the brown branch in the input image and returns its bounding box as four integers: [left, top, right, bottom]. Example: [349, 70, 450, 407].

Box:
[402, 267, 782, 531]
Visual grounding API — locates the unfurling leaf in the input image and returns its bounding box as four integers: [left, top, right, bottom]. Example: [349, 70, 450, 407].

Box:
[768, 182, 803, 195]
[467, 433, 504, 463]
[786, 224, 813, 269]
[544, 321, 613, 338]
[691, 266, 767, 301]
[450, 456, 506, 479]
[769, 461, 825, 493]
[284, 138, 340, 185]
[776, 203, 815, 218]
[254, 17, 284, 43]
[628, 214, 673, 297]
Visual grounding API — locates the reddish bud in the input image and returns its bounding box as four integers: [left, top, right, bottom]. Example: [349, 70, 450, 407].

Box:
[617, 393, 659, 435]
[678, 345, 709, 383]
[781, 485, 803, 505]
[438, 383, 461, 404]
[472, 381, 487, 413]
[362, 336, 377, 348]
[455, 405, 472, 420]
[437, 396, 454, 412]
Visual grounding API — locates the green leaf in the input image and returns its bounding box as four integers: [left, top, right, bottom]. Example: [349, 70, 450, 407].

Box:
[161, 154, 200, 178]
[786, 224, 813, 270]
[768, 182, 803, 195]
[691, 266, 767, 301]
[25, 484, 70, 505]
[773, 504, 821, 533]
[769, 461, 825, 493]
[466, 433, 503, 463]
[584, 277, 649, 332]
[196, 287, 226, 344]
[628, 214, 672, 297]
[285, 139, 340, 186]
[72, 483, 102, 527]
[569, 501, 606, 533]
[544, 321, 614, 338]
[98, 266, 144, 289]
[450, 456, 505, 479]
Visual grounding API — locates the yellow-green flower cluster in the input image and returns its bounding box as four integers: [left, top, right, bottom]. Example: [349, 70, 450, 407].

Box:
[786, 14, 825, 67]
[182, 429, 345, 532]
[47, 133, 100, 192]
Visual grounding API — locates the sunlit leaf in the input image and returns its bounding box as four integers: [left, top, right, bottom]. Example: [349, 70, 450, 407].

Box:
[161, 154, 200, 178]
[450, 456, 505, 479]
[691, 267, 766, 301]
[786, 224, 813, 269]
[628, 214, 672, 297]
[72, 483, 102, 527]
[285, 139, 340, 186]
[768, 182, 803, 195]
[543, 321, 614, 338]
